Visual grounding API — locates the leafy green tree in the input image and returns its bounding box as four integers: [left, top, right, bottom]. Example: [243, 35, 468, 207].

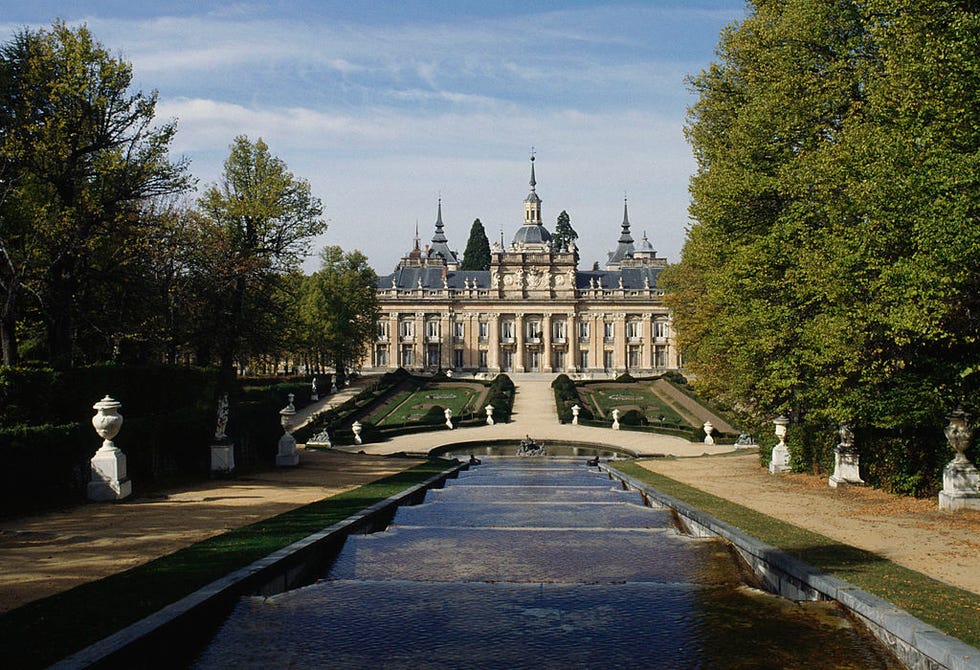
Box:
[667, 0, 980, 492]
[460, 218, 491, 270]
[0, 22, 191, 367]
[299, 246, 378, 376]
[198, 136, 326, 390]
[553, 210, 578, 260]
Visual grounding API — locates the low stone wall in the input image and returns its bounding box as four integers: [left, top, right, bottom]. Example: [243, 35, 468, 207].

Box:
[50, 462, 468, 670]
[602, 463, 980, 670]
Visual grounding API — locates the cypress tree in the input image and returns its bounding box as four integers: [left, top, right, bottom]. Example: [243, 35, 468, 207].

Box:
[460, 218, 491, 270]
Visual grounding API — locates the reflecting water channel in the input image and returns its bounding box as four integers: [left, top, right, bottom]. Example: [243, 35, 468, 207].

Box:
[194, 459, 901, 669]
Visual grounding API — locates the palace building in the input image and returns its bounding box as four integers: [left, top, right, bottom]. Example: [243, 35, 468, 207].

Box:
[367, 157, 679, 376]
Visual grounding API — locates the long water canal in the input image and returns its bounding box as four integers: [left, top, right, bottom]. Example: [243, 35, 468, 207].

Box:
[194, 459, 901, 668]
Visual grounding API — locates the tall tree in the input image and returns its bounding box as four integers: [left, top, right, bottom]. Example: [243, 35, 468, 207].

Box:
[666, 0, 980, 492]
[0, 22, 191, 366]
[198, 136, 326, 391]
[460, 218, 491, 271]
[299, 246, 378, 376]
[553, 210, 579, 262]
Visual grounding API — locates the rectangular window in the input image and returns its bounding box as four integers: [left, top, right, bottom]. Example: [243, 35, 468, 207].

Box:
[427, 344, 440, 367]
[401, 345, 414, 367]
[500, 349, 513, 371]
[479, 321, 489, 340]
[553, 319, 566, 342]
[578, 321, 590, 341]
[604, 350, 614, 370]
[628, 346, 641, 369]
[501, 320, 514, 341]
[479, 350, 488, 369]
[453, 349, 464, 369]
[580, 350, 589, 369]
[453, 321, 464, 339]
[399, 320, 414, 339]
[553, 349, 565, 371]
[426, 320, 440, 339]
[654, 320, 668, 340]
[626, 321, 641, 339]
[655, 345, 667, 368]
[526, 320, 541, 341]
[604, 322, 615, 341]
[375, 345, 388, 367]
[377, 322, 389, 340]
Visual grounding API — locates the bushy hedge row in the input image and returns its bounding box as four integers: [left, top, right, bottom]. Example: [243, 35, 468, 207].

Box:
[552, 374, 593, 423]
[485, 374, 515, 422]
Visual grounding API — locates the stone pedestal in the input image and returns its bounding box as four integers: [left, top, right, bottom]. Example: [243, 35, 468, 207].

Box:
[829, 448, 865, 488]
[769, 415, 791, 474]
[210, 442, 236, 475]
[88, 445, 132, 501]
[939, 461, 980, 511]
[276, 433, 299, 467]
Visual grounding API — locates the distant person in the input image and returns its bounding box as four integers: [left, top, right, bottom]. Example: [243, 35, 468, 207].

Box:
[469, 454, 481, 465]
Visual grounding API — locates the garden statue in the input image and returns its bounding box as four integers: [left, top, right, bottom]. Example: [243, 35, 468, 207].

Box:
[210, 393, 235, 475]
[88, 395, 132, 500]
[571, 404, 580, 425]
[310, 377, 319, 402]
[769, 415, 791, 474]
[445, 407, 454, 430]
[276, 394, 299, 466]
[829, 424, 865, 488]
[611, 408, 620, 430]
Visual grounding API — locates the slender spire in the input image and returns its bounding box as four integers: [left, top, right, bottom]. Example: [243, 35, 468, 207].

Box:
[619, 195, 633, 243]
[529, 147, 536, 191]
[432, 197, 447, 242]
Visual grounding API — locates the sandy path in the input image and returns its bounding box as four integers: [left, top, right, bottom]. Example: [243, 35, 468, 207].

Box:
[0, 451, 422, 614]
[636, 452, 980, 595]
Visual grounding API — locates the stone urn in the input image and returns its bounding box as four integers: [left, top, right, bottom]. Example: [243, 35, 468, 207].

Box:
[88, 396, 132, 501]
[703, 421, 715, 445]
[352, 420, 363, 445]
[485, 404, 495, 426]
[571, 404, 580, 426]
[611, 408, 620, 431]
[310, 377, 319, 402]
[939, 406, 980, 511]
[769, 415, 791, 474]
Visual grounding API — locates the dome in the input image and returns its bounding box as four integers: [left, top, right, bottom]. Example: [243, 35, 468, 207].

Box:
[512, 223, 552, 246]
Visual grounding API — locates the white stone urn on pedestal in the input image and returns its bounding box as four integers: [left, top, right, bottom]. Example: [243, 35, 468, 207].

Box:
[611, 408, 620, 430]
[769, 415, 791, 474]
[352, 420, 363, 445]
[485, 404, 494, 426]
[829, 424, 865, 488]
[88, 396, 132, 501]
[276, 394, 299, 467]
[571, 404, 580, 426]
[444, 407, 454, 430]
[939, 406, 980, 511]
[703, 421, 715, 445]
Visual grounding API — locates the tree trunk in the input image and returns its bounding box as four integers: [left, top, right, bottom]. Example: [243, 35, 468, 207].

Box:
[1, 300, 17, 365]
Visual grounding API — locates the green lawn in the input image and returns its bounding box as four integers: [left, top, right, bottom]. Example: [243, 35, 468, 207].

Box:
[0, 460, 457, 669]
[610, 461, 980, 650]
[374, 383, 485, 426]
[584, 383, 688, 425]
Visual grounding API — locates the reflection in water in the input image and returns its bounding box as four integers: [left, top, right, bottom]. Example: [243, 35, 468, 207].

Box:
[195, 459, 901, 669]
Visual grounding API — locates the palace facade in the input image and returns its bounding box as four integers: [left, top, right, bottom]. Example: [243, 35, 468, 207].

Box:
[366, 158, 679, 376]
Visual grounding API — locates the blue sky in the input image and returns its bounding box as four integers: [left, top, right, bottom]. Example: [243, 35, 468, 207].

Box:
[1, 1, 748, 272]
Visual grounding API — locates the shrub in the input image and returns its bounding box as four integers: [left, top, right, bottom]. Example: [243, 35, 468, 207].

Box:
[422, 405, 447, 425]
[615, 372, 636, 383]
[662, 370, 688, 385]
[619, 409, 647, 426]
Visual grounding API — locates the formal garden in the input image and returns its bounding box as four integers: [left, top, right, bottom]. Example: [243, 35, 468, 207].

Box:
[552, 372, 740, 443]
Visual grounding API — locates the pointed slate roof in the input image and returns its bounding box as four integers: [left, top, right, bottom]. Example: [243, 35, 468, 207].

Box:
[428, 198, 458, 265]
[606, 197, 636, 267]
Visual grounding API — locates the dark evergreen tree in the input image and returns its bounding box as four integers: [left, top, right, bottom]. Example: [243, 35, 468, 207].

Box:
[553, 210, 578, 251]
[460, 218, 491, 270]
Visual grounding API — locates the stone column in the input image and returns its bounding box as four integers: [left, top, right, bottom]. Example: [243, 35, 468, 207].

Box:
[515, 313, 525, 373]
[414, 311, 425, 371]
[590, 314, 601, 373]
[614, 313, 627, 372]
[643, 312, 653, 372]
[440, 312, 451, 370]
[567, 311, 578, 373]
[489, 314, 501, 372]
[388, 312, 398, 370]
[543, 313, 553, 373]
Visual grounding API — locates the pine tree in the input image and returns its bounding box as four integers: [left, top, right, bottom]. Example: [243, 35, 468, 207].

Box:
[553, 210, 579, 262]
[460, 218, 491, 270]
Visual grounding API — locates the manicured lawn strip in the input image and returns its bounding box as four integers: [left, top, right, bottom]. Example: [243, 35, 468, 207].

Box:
[612, 461, 980, 649]
[0, 460, 454, 669]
